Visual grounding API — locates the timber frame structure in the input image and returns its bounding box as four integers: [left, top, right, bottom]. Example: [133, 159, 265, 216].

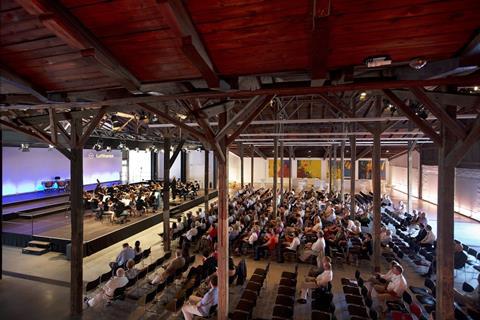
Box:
[1, 1, 480, 319]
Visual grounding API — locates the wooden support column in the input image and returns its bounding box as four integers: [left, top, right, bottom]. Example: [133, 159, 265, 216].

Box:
[217, 112, 229, 320]
[436, 106, 457, 320]
[289, 146, 293, 192]
[70, 117, 84, 316]
[418, 155, 423, 200]
[251, 146, 254, 188]
[273, 136, 278, 218]
[204, 149, 209, 213]
[328, 147, 333, 193]
[350, 135, 356, 213]
[340, 138, 345, 203]
[180, 150, 187, 183]
[213, 156, 217, 189]
[372, 130, 382, 272]
[239, 142, 244, 188]
[333, 144, 337, 192]
[163, 138, 171, 252]
[151, 151, 158, 181]
[372, 97, 383, 272]
[407, 141, 413, 215]
[280, 140, 284, 203]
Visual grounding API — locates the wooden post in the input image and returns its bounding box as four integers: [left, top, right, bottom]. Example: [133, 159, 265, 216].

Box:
[289, 146, 293, 192]
[436, 106, 457, 320]
[204, 148, 209, 213]
[70, 117, 84, 316]
[328, 147, 333, 193]
[217, 112, 229, 320]
[239, 142, 244, 188]
[273, 136, 278, 218]
[163, 138, 171, 252]
[372, 130, 381, 272]
[340, 138, 345, 203]
[180, 150, 187, 183]
[280, 140, 284, 203]
[213, 156, 217, 189]
[250, 146, 254, 188]
[333, 144, 337, 192]
[407, 141, 413, 215]
[350, 135, 356, 213]
[151, 151, 158, 181]
[418, 149, 423, 200]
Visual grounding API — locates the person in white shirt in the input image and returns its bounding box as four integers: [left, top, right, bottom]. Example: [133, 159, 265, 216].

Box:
[284, 232, 301, 252]
[369, 261, 399, 286]
[299, 231, 325, 264]
[182, 275, 219, 320]
[371, 264, 407, 312]
[420, 225, 436, 247]
[297, 262, 333, 303]
[84, 268, 128, 307]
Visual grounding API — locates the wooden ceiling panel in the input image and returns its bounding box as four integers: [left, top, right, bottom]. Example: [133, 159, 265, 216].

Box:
[101, 31, 201, 81]
[188, 0, 311, 75]
[60, 0, 202, 82]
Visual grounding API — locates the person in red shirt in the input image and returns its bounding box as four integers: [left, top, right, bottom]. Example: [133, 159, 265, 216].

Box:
[254, 229, 278, 260]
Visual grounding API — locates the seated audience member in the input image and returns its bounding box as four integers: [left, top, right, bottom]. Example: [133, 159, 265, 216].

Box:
[283, 231, 301, 253]
[297, 261, 333, 304]
[235, 225, 259, 255]
[380, 228, 393, 246]
[254, 228, 278, 260]
[414, 223, 427, 243]
[423, 241, 468, 277]
[370, 264, 407, 312]
[180, 221, 199, 247]
[308, 256, 332, 277]
[134, 240, 142, 257]
[299, 230, 325, 263]
[109, 243, 136, 271]
[181, 275, 218, 320]
[125, 259, 139, 280]
[150, 250, 185, 285]
[369, 261, 400, 286]
[84, 268, 128, 308]
[419, 225, 436, 247]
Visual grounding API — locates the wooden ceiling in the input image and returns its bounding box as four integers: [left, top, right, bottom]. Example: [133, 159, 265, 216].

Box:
[1, 0, 480, 159]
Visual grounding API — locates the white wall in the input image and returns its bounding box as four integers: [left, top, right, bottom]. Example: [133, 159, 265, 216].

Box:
[128, 150, 151, 183]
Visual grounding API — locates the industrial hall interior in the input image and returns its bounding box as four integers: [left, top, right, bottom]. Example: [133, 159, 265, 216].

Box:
[1, 1, 480, 320]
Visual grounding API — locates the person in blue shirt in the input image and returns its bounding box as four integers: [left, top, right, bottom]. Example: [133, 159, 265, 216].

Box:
[181, 275, 218, 320]
[109, 243, 135, 272]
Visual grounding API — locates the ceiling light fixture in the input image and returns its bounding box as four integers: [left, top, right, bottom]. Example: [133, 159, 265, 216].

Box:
[19, 143, 30, 152]
[409, 57, 428, 70]
[364, 55, 392, 68]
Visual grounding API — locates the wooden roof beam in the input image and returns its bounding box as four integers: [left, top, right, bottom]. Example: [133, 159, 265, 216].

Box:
[0, 66, 50, 103]
[410, 87, 466, 140]
[15, 0, 141, 93]
[383, 89, 442, 145]
[310, 0, 330, 87]
[159, 0, 223, 89]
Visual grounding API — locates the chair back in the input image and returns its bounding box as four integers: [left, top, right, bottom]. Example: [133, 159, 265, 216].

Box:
[137, 268, 148, 280]
[85, 277, 100, 292]
[462, 282, 474, 292]
[142, 247, 151, 259]
[403, 291, 412, 305]
[147, 263, 156, 273]
[100, 271, 112, 283]
[145, 288, 157, 304]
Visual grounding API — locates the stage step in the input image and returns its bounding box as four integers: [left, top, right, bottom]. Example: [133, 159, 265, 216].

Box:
[22, 246, 49, 255]
[18, 204, 70, 218]
[28, 240, 51, 248]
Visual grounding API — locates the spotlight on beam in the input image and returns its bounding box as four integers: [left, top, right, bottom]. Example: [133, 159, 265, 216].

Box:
[93, 140, 103, 151]
[48, 144, 54, 151]
[19, 143, 30, 152]
[106, 146, 112, 152]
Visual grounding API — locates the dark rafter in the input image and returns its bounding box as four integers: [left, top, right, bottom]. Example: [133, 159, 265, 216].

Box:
[15, 0, 141, 93]
[159, 0, 221, 89]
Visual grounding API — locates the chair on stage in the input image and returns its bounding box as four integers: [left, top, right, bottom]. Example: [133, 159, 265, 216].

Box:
[43, 181, 55, 192]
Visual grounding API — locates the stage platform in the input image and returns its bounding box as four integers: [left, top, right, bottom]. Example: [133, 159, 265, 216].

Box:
[2, 190, 218, 256]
